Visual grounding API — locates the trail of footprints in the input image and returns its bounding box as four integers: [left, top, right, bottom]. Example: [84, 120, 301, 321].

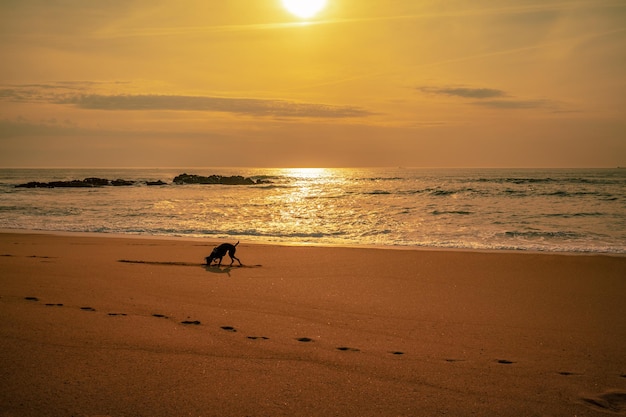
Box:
[23, 296, 391, 355]
[17, 295, 602, 366]
[20, 295, 626, 413]
[21, 296, 626, 377]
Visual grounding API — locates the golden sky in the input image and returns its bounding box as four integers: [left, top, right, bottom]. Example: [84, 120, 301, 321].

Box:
[1, 0, 625, 167]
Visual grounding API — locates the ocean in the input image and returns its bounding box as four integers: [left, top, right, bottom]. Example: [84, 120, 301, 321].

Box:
[0, 167, 624, 253]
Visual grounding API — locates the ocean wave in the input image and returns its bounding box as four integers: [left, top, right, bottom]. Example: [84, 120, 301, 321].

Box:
[419, 239, 626, 254]
[542, 190, 612, 198]
[425, 187, 486, 197]
[219, 229, 349, 239]
[0, 205, 81, 216]
[543, 212, 605, 218]
[479, 177, 556, 184]
[359, 229, 392, 237]
[478, 177, 622, 185]
[357, 177, 404, 182]
[432, 210, 472, 215]
[93, 225, 353, 241]
[429, 189, 456, 196]
[502, 230, 582, 239]
[304, 194, 343, 199]
[396, 188, 463, 196]
[502, 189, 528, 196]
[256, 184, 296, 190]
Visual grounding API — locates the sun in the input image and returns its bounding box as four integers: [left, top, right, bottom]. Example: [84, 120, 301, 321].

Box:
[282, 0, 327, 19]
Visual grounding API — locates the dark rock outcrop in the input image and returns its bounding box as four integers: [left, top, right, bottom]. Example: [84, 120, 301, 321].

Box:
[15, 182, 53, 188]
[84, 177, 110, 186]
[173, 173, 267, 185]
[15, 173, 270, 188]
[17, 178, 111, 188]
[111, 179, 134, 186]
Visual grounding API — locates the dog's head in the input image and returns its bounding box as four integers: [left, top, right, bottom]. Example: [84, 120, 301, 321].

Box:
[205, 246, 222, 265]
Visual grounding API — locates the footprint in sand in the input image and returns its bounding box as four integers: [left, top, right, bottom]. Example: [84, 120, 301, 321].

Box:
[108, 313, 127, 316]
[152, 314, 169, 319]
[45, 303, 64, 307]
[296, 337, 313, 343]
[181, 320, 201, 325]
[582, 391, 626, 413]
[496, 359, 515, 364]
[558, 371, 581, 376]
[80, 307, 96, 312]
[337, 347, 360, 352]
[220, 326, 237, 332]
[390, 351, 405, 356]
[24, 297, 39, 302]
[247, 336, 269, 340]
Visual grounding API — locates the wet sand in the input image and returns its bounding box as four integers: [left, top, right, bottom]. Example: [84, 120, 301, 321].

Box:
[1, 231, 625, 416]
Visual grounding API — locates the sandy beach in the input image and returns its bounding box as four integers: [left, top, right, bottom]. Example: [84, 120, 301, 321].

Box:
[1, 231, 625, 416]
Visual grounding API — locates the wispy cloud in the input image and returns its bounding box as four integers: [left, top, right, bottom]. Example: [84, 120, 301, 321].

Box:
[0, 84, 372, 119]
[471, 99, 554, 109]
[418, 86, 507, 99]
[61, 94, 371, 118]
[0, 81, 130, 102]
[418, 85, 558, 110]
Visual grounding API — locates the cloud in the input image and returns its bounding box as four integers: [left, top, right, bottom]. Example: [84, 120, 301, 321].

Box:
[471, 99, 554, 109]
[418, 86, 507, 99]
[59, 94, 371, 118]
[0, 81, 129, 102]
[0, 84, 372, 119]
[0, 87, 49, 102]
[418, 85, 558, 110]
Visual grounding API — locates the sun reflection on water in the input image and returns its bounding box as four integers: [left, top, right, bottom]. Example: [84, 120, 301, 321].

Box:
[282, 168, 331, 179]
[267, 168, 356, 241]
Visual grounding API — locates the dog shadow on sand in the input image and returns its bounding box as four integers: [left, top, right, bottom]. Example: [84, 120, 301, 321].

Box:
[204, 264, 237, 277]
[203, 263, 261, 277]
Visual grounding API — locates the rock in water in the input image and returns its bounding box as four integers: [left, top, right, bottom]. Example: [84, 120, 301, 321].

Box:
[173, 173, 258, 185]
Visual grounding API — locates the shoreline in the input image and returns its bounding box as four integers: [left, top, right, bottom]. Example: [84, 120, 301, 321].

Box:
[2, 228, 623, 257]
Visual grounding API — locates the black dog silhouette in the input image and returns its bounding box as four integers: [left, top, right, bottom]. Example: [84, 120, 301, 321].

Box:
[205, 242, 242, 266]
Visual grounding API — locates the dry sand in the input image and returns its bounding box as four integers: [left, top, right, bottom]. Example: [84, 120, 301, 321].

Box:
[1, 231, 625, 416]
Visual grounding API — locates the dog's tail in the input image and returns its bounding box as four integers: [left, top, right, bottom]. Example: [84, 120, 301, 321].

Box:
[234, 241, 239, 247]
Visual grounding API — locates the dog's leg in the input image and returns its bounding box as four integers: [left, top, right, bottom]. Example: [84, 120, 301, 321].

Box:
[228, 250, 242, 266]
